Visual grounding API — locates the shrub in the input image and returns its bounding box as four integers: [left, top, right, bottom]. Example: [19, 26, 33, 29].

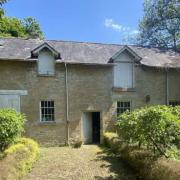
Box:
[103, 133, 180, 180]
[103, 132, 118, 147]
[73, 140, 83, 148]
[116, 105, 180, 158]
[0, 138, 39, 179]
[0, 109, 26, 151]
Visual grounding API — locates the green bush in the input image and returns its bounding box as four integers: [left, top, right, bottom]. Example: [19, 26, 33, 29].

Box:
[0, 138, 39, 179]
[0, 109, 26, 151]
[103, 133, 180, 180]
[103, 132, 118, 147]
[116, 105, 180, 158]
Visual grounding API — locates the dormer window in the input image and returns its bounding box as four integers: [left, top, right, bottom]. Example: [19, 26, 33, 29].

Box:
[31, 42, 61, 76]
[38, 48, 55, 75]
[114, 62, 134, 88]
[111, 46, 141, 89]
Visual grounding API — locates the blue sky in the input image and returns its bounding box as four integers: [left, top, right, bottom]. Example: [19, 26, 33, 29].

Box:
[3, 0, 144, 44]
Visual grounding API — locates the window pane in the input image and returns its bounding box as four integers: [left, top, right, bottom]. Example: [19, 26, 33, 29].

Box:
[40, 101, 55, 122]
[117, 101, 131, 117]
[169, 101, 180, 107]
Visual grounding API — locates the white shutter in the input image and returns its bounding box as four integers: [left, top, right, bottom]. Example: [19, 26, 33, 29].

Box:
[0, 95, 20, 112]
[114, 63, 133, 88]
[38, 50, 55, 75]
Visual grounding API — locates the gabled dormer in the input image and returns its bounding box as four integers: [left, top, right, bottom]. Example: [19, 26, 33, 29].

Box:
[110, 46, 141, 89]
[31, 42, 61, 76]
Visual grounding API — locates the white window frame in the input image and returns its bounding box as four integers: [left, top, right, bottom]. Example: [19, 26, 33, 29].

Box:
[117, 100, 131, 116]
[169, 100, 180, 107]
[40, 100, 55, 122]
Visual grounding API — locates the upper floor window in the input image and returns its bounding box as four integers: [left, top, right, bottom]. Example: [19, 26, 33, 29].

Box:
[114, 62, 134, 88]
[111, 47, 141, 89]
[38, 48, 55, 75]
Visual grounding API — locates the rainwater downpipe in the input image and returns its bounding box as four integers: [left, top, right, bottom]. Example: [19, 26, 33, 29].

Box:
[65, 62, 70, 145]
[166, 69, 169, 105]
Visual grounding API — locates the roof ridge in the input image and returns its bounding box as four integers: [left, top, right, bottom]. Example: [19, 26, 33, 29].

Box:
[46, 39, 126, 46]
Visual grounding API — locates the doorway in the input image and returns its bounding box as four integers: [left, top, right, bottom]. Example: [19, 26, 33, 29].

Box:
[82, 112, 100, 144]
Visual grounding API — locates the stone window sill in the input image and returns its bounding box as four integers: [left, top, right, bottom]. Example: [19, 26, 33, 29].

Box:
[112, 87, 136, 92]
[38, 121, 56, 125]
[37, 74, 55, 77]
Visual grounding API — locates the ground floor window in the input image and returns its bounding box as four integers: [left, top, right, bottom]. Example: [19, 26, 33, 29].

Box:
[117, 101, 131, 116]
[40, 101, 55, 122]
[169, 100, 180, 107]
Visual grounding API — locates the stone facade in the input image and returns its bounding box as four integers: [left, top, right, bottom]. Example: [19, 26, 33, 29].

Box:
[0, 58, 179, 145]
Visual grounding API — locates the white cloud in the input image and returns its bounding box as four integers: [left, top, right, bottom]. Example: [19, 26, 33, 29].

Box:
[104, 18, 139, 35]
[129, 30, 139, 35]
[104, 19, 130, 32]
[104, 18, 139, 44]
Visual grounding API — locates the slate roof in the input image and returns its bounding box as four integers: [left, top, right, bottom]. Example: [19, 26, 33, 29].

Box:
[0, 38, 180, 68]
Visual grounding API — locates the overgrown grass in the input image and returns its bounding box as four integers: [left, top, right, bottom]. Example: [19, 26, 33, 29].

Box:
[0, 137, 39, 180]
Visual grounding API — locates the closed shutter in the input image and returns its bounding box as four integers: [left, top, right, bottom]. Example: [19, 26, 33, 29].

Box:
[114, 63, 133, 88]
[0, 94, 20, 112]
[38, 50, 55, 75]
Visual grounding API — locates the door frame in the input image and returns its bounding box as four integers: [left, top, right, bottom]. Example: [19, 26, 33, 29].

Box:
[81, 110, 102, 144]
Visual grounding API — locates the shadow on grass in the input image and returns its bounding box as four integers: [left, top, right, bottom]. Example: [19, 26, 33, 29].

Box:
[93, 146, 138, 180]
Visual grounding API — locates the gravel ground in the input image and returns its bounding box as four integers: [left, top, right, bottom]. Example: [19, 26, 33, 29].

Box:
[24, 145, 137, 180]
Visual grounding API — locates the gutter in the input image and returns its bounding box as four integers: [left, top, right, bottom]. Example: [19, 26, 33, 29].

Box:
[64, 62, 70, 145]
[166, 69, 169, 105]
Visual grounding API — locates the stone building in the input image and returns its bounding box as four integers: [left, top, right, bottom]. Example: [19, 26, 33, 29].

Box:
[0, 38, 179, 145]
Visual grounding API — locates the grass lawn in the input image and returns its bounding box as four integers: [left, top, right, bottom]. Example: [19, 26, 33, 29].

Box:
[24, 145, 137, 180]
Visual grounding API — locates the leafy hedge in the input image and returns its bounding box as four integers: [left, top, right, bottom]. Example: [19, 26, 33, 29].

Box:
[103, 132, 180, 180]
[0, 109, 26, 151]
[0, 138, 39, 180]
[116, 105, 180, 158]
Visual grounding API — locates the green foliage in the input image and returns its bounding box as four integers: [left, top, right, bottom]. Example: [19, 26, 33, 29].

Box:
[0, 138, 39, 179]
[116, 105, 180, 158]
[138, 0, 180, 52]
[103, 132, 118, 148]
[0, 109, 26, 151]
[0, 0, 8, 6]
[103, 132, 180, 180]
[23, 17, 44, 39]
[0, 16, 44, 39]
[0, 0, 8, 18]
[0, 17, 27, 37]
[103, 132, 123, 153]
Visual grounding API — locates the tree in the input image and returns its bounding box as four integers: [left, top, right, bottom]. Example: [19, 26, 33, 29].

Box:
[23, 17, 44, 39]
[0, 0, 8, 6]
[0, 16, 26, 37]
[0, 0, 8, 18]
[0, 16, 44, 39]
[138, 0, 180, 52]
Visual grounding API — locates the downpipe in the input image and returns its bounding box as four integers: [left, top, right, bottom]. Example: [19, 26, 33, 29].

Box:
[166, 69, 169, 105]
[65, 62, 70, 145]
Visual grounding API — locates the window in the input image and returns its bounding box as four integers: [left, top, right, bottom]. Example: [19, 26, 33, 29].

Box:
[38, 49, 55, 75]
[117, 101, 131, 116]
[114, 63, 134, 88]
[40, 101, 55, 122]
[169, 101, 180, 107]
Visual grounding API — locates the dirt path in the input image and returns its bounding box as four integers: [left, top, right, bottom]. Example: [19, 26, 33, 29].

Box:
[24, 145, 137, 180]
